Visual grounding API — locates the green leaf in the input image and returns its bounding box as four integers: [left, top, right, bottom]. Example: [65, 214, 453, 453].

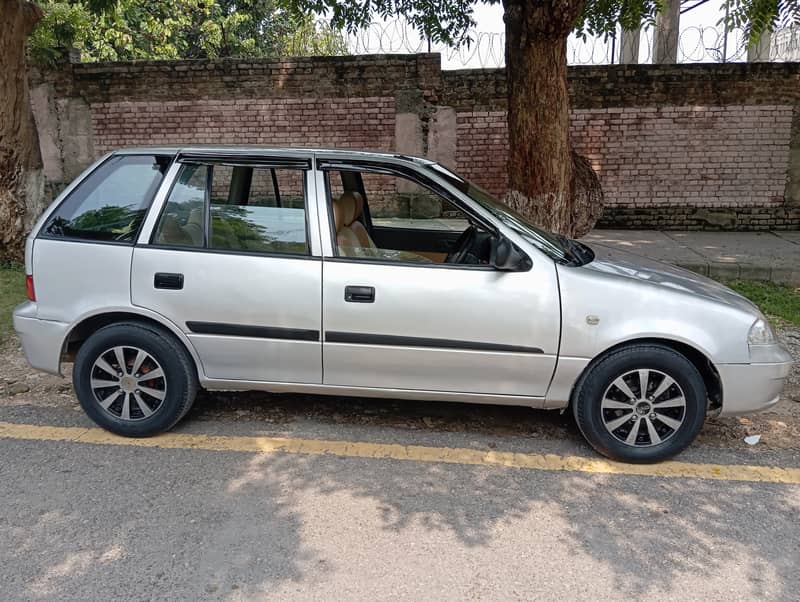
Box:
[29, 0, 350, 62]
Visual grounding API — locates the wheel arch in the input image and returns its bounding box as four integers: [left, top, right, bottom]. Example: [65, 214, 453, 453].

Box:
[61, 308, 204, 379]
[570, 337, 722, 413]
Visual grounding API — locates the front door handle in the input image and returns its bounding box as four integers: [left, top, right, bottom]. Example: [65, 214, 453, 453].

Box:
[344, 285, 375, 303]
[154, 272, 184, 290]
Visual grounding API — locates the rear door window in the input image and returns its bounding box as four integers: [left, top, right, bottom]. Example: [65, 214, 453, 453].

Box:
[42, 154, 170, 243]
[153, 162, 309, 255]
[210, 165, 308, 254]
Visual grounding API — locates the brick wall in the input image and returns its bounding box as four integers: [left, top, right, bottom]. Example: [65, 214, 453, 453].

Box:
[455, 110, 507, 198]
[30, 56, 800, 230]
[444, 63, 800, 229]
[572, 105, 791, 207]
[455, 105, 792, 206]
[91, 97, 396, 155]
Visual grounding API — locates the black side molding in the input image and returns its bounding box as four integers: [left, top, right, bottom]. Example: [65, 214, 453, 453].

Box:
[187, 321, 319, 341]
[325, 331, 543, 354]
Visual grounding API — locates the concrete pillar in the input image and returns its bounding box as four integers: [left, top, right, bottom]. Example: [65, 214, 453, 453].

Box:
[427, 107, 457, 169]
[394, 112, 424, 157]
[619, 28, 641, 64]
[747, 31, 772, 62]
[29, 83, 64, 184]
[57, 97, 95, 182]
[652, 0, 681, 64]
[394, 112, 424, 199]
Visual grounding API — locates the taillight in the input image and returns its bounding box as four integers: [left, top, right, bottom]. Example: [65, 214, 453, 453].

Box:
[25, 274, 36, 302]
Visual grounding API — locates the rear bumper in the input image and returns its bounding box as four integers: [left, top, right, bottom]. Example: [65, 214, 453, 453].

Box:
[12, 302, 68, 376]
[717, 345, 793, 416]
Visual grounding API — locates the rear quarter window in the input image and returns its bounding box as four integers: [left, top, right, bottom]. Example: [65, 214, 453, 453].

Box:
[42, 154, 171, 243]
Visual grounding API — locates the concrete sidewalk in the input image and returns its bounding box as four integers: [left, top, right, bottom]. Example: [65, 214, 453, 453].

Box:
[582, 230, 800, 285]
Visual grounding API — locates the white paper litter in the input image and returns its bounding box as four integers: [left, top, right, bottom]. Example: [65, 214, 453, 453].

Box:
[744, 435, 761, 445]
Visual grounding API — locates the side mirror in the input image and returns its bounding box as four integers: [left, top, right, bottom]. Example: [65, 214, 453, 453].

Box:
[490, 236, 531, 272]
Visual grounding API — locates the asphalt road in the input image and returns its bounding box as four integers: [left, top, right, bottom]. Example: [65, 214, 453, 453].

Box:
[1, 401, 799, 602]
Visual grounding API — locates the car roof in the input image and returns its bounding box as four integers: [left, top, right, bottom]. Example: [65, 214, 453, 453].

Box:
[114, 145, 435, 165]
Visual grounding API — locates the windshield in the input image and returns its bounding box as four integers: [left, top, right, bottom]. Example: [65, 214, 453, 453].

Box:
[426, 163, 592, 265]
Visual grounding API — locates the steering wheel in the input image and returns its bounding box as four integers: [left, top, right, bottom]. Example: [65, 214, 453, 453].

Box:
[445, 226, 477, 264]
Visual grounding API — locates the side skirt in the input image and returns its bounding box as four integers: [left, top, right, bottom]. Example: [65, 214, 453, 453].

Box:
[199, 378, 545, 408]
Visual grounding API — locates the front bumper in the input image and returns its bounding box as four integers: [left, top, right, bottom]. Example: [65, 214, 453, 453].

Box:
[717, 344, 794, 416]
[12, 302, 68, 376]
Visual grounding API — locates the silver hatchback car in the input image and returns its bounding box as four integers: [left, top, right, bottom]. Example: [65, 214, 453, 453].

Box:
[13, 147, 793, 463]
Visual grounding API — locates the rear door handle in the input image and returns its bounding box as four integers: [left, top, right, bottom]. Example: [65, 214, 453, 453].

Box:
[344, 285, 375, 303]
[154, 272, 184, 290]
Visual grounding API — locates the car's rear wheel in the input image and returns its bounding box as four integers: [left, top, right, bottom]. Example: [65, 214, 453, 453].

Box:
[573, 344, 707, 463]
[73, 322, 198, 437]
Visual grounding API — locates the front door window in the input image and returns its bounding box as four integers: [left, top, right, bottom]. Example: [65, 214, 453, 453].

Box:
[324, 167, 494, 265]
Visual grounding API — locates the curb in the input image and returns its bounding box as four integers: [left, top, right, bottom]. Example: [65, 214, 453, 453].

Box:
[675, 262, 800, 285]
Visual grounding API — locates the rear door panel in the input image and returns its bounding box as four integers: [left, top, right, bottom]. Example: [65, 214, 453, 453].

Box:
[132, 152, 322, 384]
[131, 249, 322, 383]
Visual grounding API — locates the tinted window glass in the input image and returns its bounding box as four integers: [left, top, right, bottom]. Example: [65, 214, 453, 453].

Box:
[325, 168, 469, 258]
[152, 164, 207, 248]
[210, 165, 307, 254]
[153, 162, 308, 255]
[334, 170, 469, 232]
[44, 154, 169, 242]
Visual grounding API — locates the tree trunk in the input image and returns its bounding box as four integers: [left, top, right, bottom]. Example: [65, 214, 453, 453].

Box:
[501, 0, 603, 238]
[0, 0, 44, 263]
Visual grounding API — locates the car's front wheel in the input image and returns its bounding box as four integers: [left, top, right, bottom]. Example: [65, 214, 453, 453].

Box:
[73, 322, 198, 437]
[573, 344, 707, 463]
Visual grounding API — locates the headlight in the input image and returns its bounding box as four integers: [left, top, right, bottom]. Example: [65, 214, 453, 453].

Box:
[748, 317, 775, 346]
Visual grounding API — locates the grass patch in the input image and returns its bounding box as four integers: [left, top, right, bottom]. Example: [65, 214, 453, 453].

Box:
[0, 264, 25, 343]
[726, 280, 800, 326]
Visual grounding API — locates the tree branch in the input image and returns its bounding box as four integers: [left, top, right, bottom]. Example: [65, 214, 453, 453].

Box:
[20, 0, 44, 35]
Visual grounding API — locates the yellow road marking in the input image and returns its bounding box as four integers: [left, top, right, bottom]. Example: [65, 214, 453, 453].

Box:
[0, 420, 798, 484]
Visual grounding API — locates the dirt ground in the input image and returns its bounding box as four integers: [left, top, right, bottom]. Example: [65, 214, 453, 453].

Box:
[1, 325, 798, 451]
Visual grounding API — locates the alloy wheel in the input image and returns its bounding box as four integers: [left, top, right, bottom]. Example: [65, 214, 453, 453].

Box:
[89, 346, 167, 421]
[600, 369, 687, 447]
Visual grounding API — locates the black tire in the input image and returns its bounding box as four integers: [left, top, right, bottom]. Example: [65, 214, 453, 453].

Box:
[572, 344, 706, 463]
[73, 322, 198, 437]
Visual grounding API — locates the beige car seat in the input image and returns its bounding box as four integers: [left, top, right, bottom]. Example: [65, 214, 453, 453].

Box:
[155, 208, 204, 247]
[333, 191, 376, 253]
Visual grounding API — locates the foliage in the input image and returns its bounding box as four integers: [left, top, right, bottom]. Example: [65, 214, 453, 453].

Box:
[0, 264, 25, 344]
[25, 0, 800, 67]
[211, 205, 307, 254]
[724, 0, 800, 44]
[290, 0, 799, 48]
[283, 12, 348, 56]
[726, 280, 800, 326]
[26, 1, 92, 64]
[574, 1, 662, 39]
[290, 0, 476, 47]
[47, 205, 146, 241]
[29, 0, 348, 64]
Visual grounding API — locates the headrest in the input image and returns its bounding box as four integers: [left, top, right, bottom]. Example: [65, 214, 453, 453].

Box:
[349, 191, 364, 220]
[333, 191, 364, 230]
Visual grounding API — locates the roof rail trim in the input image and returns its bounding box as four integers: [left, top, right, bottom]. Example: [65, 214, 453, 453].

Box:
[176, 151, 311, 169]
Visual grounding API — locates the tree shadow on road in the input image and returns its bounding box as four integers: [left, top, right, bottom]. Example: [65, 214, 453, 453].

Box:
[3, 392, 798, 600]
[220, 427, 799, 599]
[1, 441, 314, 600]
